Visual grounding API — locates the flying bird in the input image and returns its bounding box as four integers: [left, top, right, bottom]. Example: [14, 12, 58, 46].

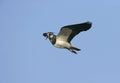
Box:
[43, 21, 92, 54]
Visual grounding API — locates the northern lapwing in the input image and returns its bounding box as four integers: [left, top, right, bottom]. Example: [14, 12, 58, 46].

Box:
[43, 21, 92, 54]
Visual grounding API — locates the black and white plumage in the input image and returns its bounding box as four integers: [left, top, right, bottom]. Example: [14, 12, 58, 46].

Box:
[43, 21, 92, 54]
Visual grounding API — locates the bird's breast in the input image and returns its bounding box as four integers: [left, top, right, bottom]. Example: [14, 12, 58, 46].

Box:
[54, 40, 71, 48]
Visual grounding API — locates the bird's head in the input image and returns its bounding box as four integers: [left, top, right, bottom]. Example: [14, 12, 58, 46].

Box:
[43, 32, 54, 40]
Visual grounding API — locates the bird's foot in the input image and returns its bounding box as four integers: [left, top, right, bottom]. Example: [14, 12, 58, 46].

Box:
[68, 49, 77, 54]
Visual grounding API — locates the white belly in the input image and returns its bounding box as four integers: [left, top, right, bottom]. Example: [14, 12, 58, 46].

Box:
[54, 40, 71, 48]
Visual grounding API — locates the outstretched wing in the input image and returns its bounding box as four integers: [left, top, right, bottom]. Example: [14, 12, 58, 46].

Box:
[57, 21, 92, 42]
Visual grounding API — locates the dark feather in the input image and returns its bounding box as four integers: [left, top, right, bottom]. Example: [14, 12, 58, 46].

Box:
[57, 22, 92, 42]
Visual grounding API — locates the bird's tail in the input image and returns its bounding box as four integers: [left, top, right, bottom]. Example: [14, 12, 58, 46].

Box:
[70, 46, 81, 51]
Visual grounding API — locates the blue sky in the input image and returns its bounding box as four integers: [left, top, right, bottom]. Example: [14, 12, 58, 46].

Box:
[0, 0, 120, 83]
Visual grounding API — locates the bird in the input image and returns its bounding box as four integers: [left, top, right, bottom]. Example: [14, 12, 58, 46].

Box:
[43, 21, 92, 54]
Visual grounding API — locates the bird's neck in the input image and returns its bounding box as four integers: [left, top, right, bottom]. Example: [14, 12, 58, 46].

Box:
[48, 34, 56, 45]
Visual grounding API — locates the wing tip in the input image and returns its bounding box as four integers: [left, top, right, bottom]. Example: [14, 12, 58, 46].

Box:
[86, 21, 92, 25]
[83, 21, 92, 31]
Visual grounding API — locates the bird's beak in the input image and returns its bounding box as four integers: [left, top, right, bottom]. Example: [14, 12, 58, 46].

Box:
[43, 33, 48, 40]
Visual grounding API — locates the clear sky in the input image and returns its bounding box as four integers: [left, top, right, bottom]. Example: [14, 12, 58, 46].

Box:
[0, 0, 120, 83]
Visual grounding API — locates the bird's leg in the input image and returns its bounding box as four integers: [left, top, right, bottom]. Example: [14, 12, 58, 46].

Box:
[67, 48, 77, 54]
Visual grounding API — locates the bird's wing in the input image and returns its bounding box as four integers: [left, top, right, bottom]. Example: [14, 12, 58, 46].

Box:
[57, 22, 92, 42]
